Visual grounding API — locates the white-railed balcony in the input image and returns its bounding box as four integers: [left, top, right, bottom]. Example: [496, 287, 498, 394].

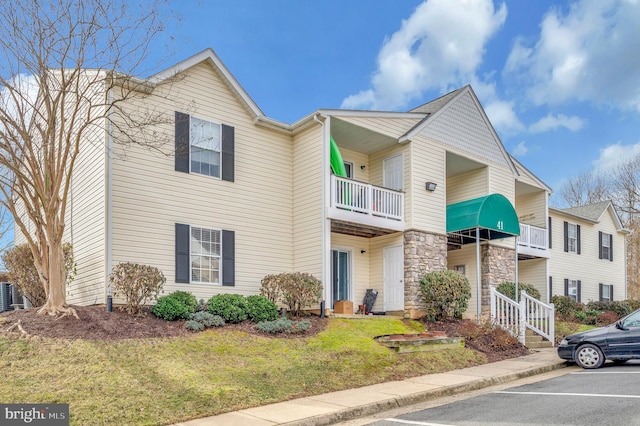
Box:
[517, 223, 550, 258]
[328, 175, 405, 232]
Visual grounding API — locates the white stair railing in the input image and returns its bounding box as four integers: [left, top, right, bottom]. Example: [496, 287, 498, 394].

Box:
[521, 290, 555, 345]
[490, 288, 555, 347]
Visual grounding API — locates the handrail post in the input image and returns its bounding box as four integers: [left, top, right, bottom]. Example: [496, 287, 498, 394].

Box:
[519, 297, 526, 345]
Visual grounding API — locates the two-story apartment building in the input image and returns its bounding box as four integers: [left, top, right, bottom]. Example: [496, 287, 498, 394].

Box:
[15, 48, 623, 319]
[548, 201, 630, 303]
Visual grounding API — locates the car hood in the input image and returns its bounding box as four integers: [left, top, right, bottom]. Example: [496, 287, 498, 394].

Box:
[565, 325, 614, 343]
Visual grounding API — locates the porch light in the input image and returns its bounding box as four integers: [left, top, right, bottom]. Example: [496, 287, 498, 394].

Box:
[360, 165, 366, 170]
[425, 181, 437, 191]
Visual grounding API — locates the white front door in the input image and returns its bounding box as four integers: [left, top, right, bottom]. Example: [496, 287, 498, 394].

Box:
[383, 154, 403, 191]
[384, 245, 404, 311]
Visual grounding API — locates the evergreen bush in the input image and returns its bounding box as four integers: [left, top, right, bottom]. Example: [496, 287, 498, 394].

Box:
[496, 281, 541, 301]
[419, 270, 471, 321]
[152, 296, 191, 321]
[246, 295, 278, 323]
[207, 294, 249, 323]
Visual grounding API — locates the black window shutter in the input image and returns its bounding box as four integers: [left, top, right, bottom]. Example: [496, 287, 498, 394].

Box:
[564, 278, 569, 296]
[175, 112, 190, 173]
[610, 234, 613, 262]
[576, 225, 581, 254]
[175, 223, 190, 283]
[563, 221, 568, 252]
[577, 280, 582, 302]
[548, 217, 552, 249]
[222, 230, 235, 286]
[221, 124, 235, 182]
[549, 276, 553, 297]
[598, 231, 603, 259]
[599, 283, 603, 301]
[610, 285, 614, 301]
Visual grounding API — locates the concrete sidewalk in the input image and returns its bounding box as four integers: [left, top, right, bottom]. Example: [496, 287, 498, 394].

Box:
[173, 348, 567, 426]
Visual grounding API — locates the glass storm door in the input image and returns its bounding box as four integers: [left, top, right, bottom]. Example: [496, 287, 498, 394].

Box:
[331, 250, 350, 307]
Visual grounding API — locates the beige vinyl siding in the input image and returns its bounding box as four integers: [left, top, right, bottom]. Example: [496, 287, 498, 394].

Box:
[340, 147, 369, 182]
[516, 192, 547, 228]
[368, 233, 404, 312]
[65, 117, 107, 305]
[409, 136, 446, 233]
[549, 210, 626, 302]
[337, 116, 422, 139]
[110, 62, 294, 301]
[446, 245, 479, 319]
[292, 124, 323, 279]
[446, 167, 488, 205]
[369, 142, 411, 225]
[518, 258, 548, 301]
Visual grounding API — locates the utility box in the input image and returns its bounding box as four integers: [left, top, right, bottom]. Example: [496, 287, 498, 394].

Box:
[334, 300, 354, 314]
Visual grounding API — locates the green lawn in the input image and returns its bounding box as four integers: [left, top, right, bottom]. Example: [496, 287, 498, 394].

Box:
[0, 318, 485, 425]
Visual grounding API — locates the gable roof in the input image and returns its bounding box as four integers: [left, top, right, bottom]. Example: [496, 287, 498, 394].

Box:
[400, 86, 518, 177]
[510, 155, 553, 194]
[149, 48, 266, 121]
[550, 200, 630, 233]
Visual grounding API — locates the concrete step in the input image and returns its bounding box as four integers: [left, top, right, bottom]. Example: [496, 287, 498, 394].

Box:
[526, 340, 554, 349]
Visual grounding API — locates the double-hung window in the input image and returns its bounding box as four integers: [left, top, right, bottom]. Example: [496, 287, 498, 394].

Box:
[599, 232, 613, 261]
[565, 278, 581, 302]
[564, 221, 581, 254]
[175, 223, 235, 286]
[190, 226, 221, 284]
[190, 117, 221, 178]
[175, 111, 234, 182]
[600, 283, 613, 302]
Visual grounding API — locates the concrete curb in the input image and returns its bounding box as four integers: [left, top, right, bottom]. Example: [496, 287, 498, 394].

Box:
[283, 359, 569, 426]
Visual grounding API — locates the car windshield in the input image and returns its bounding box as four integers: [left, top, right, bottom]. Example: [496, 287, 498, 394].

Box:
[622, 310, 640, 328]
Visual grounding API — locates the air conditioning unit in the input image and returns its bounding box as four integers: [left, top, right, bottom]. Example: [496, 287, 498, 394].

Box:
[0, 282, 11, 312]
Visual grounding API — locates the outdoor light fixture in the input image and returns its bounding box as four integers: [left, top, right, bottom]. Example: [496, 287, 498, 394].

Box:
[360, 165, 366, 170]
[425, 181, 437, 191]
[360, 249, 367, 254]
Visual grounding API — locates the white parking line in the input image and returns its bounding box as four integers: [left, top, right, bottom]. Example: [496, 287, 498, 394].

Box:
[384, 419, 454, 426]
[495, 391, 640, 398]
[572, 371, 640, 374]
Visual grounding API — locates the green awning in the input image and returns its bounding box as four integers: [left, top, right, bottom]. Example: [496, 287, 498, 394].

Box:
[446, 194, 520, 242]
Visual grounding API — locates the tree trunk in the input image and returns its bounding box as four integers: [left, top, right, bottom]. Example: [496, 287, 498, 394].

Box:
[37, 238, 78, 318]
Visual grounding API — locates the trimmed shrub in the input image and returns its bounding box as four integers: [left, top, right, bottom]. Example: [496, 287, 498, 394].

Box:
[255, 317, 311, 334]
[551, 295, 584, 322]
[496, 281, 541, 301]
[152, 296, 191, 321]
[184, 320, 205, 332]
[207, 294, 249, 323]
[166, 291, 198, 313]
[2, 242, 76, 307]
[596, 310, 620, 325]
[190, 311, 225, 327]
[246, 295, 278, 323]
[110, 262, 166, 315]
[260, 272, 322, 316]
[260, 274, 282, 303]
[419, 270, 471, 321]
[586, 300, 632, 319]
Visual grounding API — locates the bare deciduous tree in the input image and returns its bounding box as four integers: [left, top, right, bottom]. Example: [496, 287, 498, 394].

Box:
[0, 0, 173, 317]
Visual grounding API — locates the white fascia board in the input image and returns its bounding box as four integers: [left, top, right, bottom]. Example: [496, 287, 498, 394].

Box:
[148, 48, 265, 118]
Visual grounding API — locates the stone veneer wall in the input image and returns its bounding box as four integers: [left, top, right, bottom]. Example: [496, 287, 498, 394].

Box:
[403, 229, 447, 319]
[480, 244, 516, 311]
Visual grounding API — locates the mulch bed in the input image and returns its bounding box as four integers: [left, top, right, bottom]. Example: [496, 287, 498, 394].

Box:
[0, 305, 328, 340]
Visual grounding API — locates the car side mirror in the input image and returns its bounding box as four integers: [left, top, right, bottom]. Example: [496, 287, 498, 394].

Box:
[616, 320, 628, 331]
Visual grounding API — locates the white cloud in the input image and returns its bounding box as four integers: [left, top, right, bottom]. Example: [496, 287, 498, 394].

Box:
[529, 114, 586, 133]
[505, 0, 640, 111]
[512, 141, 528, 156]
[341, 0, 507, 110]
[484, 99, 525, 134]
[593, 142, 640, 172]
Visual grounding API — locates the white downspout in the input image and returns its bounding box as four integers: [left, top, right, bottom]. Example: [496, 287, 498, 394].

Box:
[314, 113, 331, 310]
[105, 88, 113, 304]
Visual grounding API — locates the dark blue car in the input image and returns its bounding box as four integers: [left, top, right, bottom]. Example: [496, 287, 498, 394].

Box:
[558, 308, 640, 369]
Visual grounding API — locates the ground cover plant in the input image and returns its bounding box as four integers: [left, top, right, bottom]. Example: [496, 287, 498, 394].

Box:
[0, 307, 525, 426]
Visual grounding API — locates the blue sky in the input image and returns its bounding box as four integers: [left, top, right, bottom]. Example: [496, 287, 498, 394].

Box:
[151, 0, 640, 203]
[0, 0, 636, 259]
